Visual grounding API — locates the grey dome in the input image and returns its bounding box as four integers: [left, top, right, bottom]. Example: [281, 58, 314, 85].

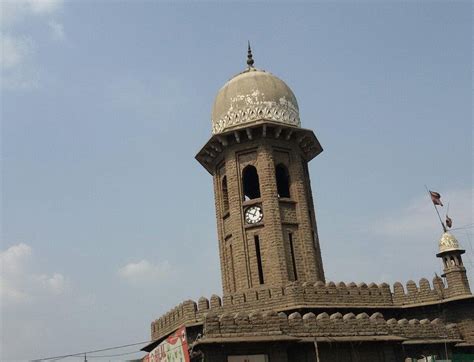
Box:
[211, 68, 300, 134]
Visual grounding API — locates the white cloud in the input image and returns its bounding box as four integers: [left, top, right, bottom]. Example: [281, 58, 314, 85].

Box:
[367, 187, 473, 277]
[1, 242, 32, 273]
[1, 33, 33, 69]
[1, 0, 64, 90]
[27, 0, 63, 14]
[118, 259, 171, 285]
[1, 32, 39, 90]
[0, 243, 69, 304]
[1, 0, 63, 27]
[48, 20, 65, 41]
[34, 273, 66, 295]
[372, 188, 473, 240]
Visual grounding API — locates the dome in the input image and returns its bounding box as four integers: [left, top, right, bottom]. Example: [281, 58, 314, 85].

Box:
[211, 67, 300, 134]
[438, 232, 462, 254]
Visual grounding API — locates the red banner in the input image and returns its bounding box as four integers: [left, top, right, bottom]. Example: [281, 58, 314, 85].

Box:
[145, 326, 189, 362]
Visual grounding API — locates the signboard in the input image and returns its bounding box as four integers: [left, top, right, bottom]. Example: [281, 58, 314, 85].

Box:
[227, 355, 269, 362]
[146, 326, 190, 362]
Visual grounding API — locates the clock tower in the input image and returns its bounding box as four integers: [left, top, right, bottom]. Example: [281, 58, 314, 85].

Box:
[196, 47, 325, 295]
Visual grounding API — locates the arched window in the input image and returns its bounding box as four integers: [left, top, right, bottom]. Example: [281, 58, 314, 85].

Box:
[275, 164, 290, 198]
[454, 256, 461, 266]
[242, 165, 261, 200]
[450, 256, 456, 266]
[222, 176, 229, 211]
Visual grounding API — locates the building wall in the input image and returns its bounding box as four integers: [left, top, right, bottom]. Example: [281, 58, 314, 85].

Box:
[212, 136, 325, 296]
[288, 343, 399, 362]
[197, 342, 459, 362]
[199, 343, 289, 362]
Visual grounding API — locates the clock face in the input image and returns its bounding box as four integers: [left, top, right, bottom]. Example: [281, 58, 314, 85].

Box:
[245, 205, 263, 224]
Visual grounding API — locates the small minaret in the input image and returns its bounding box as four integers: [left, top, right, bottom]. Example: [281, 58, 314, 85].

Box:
[436, 232, 471, 298]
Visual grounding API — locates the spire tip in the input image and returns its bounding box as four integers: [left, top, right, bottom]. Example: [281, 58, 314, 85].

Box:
[247, 41, 255, 68]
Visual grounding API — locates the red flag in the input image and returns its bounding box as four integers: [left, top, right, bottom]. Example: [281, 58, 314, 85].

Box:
[446, 215, 452, 228]
[429, 191, 443, 206]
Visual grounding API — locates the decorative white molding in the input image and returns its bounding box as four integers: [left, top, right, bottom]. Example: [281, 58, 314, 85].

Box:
[212, 103, 300, 134]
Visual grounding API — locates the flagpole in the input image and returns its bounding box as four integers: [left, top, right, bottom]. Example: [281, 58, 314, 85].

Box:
[425, 185, 446, 233]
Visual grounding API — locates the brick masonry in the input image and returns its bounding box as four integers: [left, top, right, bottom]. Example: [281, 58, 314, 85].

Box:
[147, 123, 474, 361]
[150, 277, 473, 342]
[148, 120, 473, 359]
[203, 310, 460, 341]
[212, 127, 325, 295]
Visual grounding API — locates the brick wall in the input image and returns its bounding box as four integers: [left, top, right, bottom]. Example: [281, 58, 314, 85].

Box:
[202, 310, 460, 340]
[212, 134, 325, 295]
[150, 277, 471, 341]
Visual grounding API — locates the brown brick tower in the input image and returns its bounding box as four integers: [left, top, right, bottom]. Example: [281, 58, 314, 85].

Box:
[145, 47, 474, 360]
[437, 232, 471, 298]
[196, 47, 325, 295]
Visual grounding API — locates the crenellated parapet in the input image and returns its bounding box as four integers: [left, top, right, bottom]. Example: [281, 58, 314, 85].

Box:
[220, 281, 394, 310]
[203, 310, 460, 341]
[151, 277, 469, 341]
[151, 299, 200, 340]
[392, 277, 447, 305]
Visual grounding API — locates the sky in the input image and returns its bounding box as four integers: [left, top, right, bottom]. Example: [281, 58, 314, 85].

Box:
[1, 0, 472, 360]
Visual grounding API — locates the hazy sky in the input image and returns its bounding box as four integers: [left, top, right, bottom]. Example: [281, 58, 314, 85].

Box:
[1, 1, 472, 360]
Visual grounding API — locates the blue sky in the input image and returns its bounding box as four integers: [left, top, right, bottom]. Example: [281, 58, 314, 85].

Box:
[1, 1, 472, 360]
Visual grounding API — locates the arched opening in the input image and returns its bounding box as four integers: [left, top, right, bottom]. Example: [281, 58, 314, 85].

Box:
[450, 256, 456, 266]
[242, 165, 261, 200]
[221, 176, 229, 211]
[275, 164, 290, 198]
[454, 256, 461, 266]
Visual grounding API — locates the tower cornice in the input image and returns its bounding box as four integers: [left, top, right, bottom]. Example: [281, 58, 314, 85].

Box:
[196, 122, 323, 175]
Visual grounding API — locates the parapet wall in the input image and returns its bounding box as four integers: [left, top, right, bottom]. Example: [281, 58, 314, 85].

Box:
[203, 311, 460, 341]
[392, 277, 446, 305]
[151, 276, 465, 341]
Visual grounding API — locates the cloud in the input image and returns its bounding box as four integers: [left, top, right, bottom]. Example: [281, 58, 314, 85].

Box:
[118, 259, 171, 285]
[0, 243, 69, 304]
[1, 0, 64, 90]
[0, 32, 40, 90]
[1, 0, 63, 27]
[1, 33, 33, 69]
[0, 243, 95, 361]
[1, 242, 32, 273]
[366, 187, 473, 277]
[27, 0, 63, 14]
[371, 188, 472, 240]
[34, 273, 67, 295]
[48, 20, 65, 41]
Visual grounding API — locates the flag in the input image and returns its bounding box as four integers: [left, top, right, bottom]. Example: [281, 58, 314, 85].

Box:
[446, 215, 452, 228]
[429, 191, 443, 206]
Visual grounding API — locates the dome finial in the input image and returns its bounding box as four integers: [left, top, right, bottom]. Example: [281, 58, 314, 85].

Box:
[247, 41, 255, 68]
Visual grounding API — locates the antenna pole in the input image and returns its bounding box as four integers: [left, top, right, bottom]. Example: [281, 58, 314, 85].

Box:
[425, 185, 446, 233]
